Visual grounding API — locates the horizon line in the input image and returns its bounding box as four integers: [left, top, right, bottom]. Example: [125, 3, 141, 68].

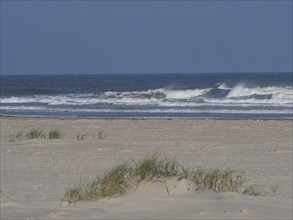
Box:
[1, 71, 292, 76]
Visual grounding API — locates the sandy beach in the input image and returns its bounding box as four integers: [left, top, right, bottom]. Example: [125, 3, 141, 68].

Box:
[0, 118, 292, 219]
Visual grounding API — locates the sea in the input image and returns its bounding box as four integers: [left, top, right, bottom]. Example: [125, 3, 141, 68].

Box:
[1, 72, 292, 120]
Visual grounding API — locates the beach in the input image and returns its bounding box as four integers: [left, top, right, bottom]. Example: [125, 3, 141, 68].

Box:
[0, 117, 292, 219]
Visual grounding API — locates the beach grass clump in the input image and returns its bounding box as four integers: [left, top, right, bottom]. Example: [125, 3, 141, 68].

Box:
[82, 179, 101, 201]
[178, 165, 192, 180]
[133, 153, 162, 181]
[191, 168, 246, 193]
[99, 163, 131, 197]
[96, 130, 106, 140]
[8, 129, 63, 142]
[62, 163, 131, 205]
[76, 131, 106, 141]
[242, 185, 261, 196]
[8, 129, 46, 142]
[48, 129, 63, 139]
[162, 158, 180, 177]
[62, 153, 260, 205]
[62, 179, 102, 205]
[25, 129, 46, 140]
[270, 185, 279, 195]
[62, 183, 84, 205]
[133, 153, 179, 181]
[76, 133, 88, 141]
[8, 131, 25, 142]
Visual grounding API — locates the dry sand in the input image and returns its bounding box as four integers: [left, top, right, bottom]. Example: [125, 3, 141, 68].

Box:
[0, 118, 292, 219]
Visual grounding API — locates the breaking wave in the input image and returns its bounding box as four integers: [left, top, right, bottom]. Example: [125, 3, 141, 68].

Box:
[1, 81, 292, 119]
[1, 84, 292, 106]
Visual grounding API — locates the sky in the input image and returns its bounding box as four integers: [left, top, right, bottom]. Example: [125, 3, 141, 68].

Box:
[1, 0, 292, 75]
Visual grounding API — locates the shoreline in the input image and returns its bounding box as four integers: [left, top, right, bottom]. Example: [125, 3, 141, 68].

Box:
[1, 115, 293, 121]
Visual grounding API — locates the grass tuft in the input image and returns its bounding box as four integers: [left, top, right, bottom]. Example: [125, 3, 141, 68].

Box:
[61, 164, 131, 205]
[8, 131, 25, 142]
[191, 168, 246, 193]
[8, 129, 46, 142]
[133, 153, 179, 181]
[96, 130, 106, 140]
[82, 179, 101, 201]
[133, 153, 162, 181]
[242, 185, 262, 196]
[76, 133, 88, 141]
[48, 129, 63, 139]
[8, 129, 63, 142]
[62, 183, 84, 205]
[25, 129, 46, 140]
[62, 153, 261, 205]
[76, 131, 106, 141]
[99, 163, 131, 197]
[271, 185, 279, 195]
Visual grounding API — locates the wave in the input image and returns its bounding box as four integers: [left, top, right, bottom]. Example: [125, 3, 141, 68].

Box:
[1, 84, 292, 107]
[227, 84, 291, 98]
[217, 83, 231, 90]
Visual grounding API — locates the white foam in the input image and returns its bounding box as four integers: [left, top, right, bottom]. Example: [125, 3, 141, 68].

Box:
[0, 106, 49, 111]
[228, 84, 292, 98]
[217, 83, 231, 90]
[0, 97, 39, 104]
[1, 85, 292, 109]
[163, 89, 209, 99]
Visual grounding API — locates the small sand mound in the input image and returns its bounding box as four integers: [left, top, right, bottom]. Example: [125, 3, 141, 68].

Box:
[135, 177, 209, 196]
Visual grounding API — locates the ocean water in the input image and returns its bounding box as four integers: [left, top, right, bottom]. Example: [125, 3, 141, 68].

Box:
[1, 73, 292, 119]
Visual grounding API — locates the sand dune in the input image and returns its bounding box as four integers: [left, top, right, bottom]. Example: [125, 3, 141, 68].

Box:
[1, 118, 292, 219]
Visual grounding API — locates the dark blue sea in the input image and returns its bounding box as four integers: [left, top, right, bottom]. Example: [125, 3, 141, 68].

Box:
[1, 73, 292, 120]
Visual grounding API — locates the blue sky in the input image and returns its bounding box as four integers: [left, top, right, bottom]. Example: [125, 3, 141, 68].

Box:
[1, 1, 292, 75]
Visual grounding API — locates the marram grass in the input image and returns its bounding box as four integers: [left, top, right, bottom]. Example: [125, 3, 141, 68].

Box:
[25, 129, 46, 139]
[8, 129, 64, 142]
[133, 153, 179, 181]
[62, 164, 131, 205]
[191, 168, 246, 193]
[48, 129, 63, 139]
[76, 133, 88, 141]
[62, 183, 84, 205]
[76, 130, 106, 141]
[99, 163, 131, 197]
[8, 131, 25, 142]
[62, 153, 263, 205]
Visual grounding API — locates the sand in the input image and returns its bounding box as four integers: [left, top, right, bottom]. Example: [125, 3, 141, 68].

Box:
[0, 118, 292, 219]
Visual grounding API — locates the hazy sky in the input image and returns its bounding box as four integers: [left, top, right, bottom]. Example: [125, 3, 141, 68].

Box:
[1, 1, 292, 75]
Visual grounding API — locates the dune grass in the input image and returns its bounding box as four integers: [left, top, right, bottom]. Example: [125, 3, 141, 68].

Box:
[8, 129, 46, 142]
[76, 131, 106, 141]
[133, 153, 179, 181]
[242, 185, 261, 196]
[62, 182, 84, 205]
[96, 130, 106, 140]
[62, 164, 131, 205]
[62, 153, 261, 205]
[99, 163, 131, 197]
[76, 133, 88, 141]
[26, 129, 46, 139]
[191, 168, 246, 193]
[8, 129, 63, 142]
[48, 129, 63, 139]
[8, 131, 26, 142]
